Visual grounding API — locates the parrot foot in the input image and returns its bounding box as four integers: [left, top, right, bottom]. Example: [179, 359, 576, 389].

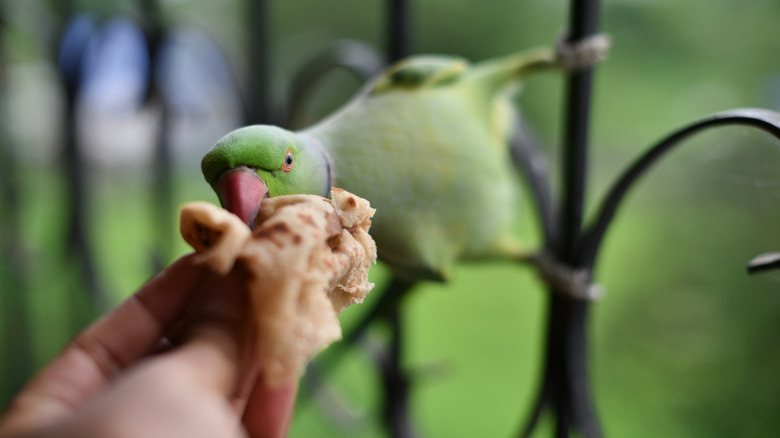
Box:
[525, 251, 604, 301]
[555, 31, 612, 72]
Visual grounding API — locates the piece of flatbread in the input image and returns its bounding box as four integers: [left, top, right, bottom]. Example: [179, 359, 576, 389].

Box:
[179, 188, 376, 386]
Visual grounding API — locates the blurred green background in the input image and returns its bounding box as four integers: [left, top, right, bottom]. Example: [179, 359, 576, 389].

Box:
[2, 0, 780, 437]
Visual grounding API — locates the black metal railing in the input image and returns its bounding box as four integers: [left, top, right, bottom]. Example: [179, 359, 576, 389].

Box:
[2, 1, 779, 437]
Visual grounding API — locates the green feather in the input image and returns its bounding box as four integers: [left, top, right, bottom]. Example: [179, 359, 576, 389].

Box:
[202, 47, 556, 281]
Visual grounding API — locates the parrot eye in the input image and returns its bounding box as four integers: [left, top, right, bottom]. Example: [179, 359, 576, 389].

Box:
[282, 150, 294, 172]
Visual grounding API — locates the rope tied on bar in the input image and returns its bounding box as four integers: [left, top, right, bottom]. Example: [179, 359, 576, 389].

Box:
[556, 32, 612, 72]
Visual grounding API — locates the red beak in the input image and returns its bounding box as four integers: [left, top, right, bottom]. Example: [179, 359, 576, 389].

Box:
[217, 167, 268, 226]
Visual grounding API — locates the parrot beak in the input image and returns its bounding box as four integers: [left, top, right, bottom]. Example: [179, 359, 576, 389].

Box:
[217, 166, 268, 227]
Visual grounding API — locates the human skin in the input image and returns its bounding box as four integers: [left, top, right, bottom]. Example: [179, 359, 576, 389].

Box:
[0, 254, 296, 438]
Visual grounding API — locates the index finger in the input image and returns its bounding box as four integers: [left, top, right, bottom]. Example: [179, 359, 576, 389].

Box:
[0, 254, 208, 434]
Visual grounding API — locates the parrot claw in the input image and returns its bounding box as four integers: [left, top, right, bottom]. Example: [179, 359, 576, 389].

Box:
[525, 251, 604, 301]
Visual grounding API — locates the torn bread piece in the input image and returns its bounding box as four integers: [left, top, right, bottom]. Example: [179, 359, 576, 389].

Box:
[179, 189, 376, 386]
[180, 201, 251, 276]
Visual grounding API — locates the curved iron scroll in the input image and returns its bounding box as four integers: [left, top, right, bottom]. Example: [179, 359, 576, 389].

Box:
[579, 108, 780, 269]
[286, 40, 385, 128]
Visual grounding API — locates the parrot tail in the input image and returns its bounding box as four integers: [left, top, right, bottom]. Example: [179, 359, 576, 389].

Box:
[467, 33, 612, 94]
[464, 47, 558, 97]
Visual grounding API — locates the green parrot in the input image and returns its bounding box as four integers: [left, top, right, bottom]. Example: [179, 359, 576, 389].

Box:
[201, 47, 557, 282]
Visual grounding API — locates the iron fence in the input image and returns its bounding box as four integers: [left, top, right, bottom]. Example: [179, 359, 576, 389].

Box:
[2, 0, 780, 437]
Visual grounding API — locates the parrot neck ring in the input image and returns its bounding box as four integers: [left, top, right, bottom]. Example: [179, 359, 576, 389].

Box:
[300, 132, 335, 189]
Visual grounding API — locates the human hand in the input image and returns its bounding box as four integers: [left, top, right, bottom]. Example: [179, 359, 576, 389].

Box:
[0, 254, 296, 438]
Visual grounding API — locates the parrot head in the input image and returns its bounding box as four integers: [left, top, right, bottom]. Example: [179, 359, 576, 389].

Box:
[201, 125, 331, 226]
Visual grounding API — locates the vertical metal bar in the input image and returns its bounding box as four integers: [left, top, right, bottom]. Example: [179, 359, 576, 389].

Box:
[381, 298, 416, 438]
[522, 0, 603, 436]
[63, 70, 106, 320]
[382, 1, 415, 436]
[141, 0, 173, 269]
[151, 105, 173, 268]
[246, 0, 271, 123]
[555, 0, 601, 436]
[386, 0, 410, 61]
[55, 0, 106, 325]
[558, 0, 598, 262]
